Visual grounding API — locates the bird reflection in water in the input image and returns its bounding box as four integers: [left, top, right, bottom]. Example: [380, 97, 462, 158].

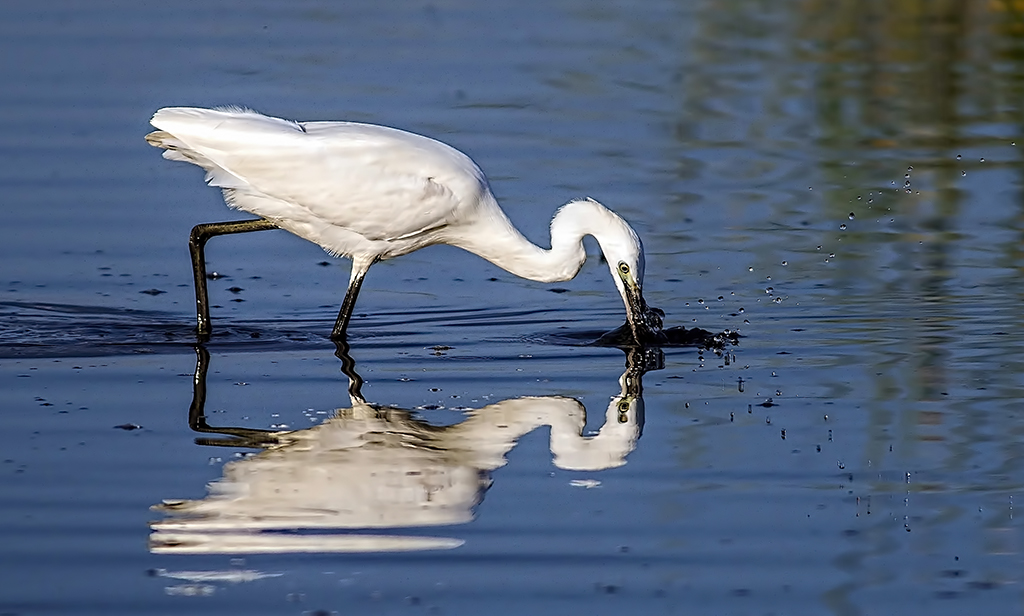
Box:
[150, 343, 662, 554]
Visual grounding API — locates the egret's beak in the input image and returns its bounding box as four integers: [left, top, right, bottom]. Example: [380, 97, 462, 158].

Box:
[618, 268, 664, 346]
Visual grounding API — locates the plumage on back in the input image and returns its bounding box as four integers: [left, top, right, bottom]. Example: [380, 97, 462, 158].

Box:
[148, 107, 492, 255]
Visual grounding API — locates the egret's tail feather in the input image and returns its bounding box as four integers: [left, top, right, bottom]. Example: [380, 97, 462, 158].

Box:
[147, 106, 308, 189]
[144, 130, 173, 148]
[145, 129, 207, 166]
[150, 106, 302, 141]
[146, 114, 254, 189]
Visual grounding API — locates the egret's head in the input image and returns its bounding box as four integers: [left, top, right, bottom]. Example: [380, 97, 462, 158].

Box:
[595, 210, 663, 346]
[611, 256, 663, 345]
[558, 198, 663, 345]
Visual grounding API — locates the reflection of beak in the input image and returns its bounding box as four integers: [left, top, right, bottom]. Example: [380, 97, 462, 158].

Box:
[614, 353, 651, 433]
[619, 272, 664, 345]
[624, 346, 664, 389]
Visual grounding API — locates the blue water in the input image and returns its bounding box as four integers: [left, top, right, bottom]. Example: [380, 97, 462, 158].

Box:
[2, 1, 1023, 614]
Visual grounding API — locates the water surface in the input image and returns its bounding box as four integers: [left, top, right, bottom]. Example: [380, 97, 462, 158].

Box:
[2, 1, 1024, 614]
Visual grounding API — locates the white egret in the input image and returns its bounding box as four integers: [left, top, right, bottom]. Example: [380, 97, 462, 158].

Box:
[147, 107, 662, 342]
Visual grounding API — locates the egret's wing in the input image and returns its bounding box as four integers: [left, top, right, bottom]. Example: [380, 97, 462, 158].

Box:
[149, 108, 488, 242]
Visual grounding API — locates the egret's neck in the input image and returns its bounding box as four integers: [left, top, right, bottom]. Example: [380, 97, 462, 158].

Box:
[450, 198, 626, 283]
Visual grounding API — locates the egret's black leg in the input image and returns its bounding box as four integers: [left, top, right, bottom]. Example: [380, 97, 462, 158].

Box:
[189, 218, 279, 339]
[331, 263, 373, 340]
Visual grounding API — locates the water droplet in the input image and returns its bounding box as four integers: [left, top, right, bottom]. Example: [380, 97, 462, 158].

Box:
[773, 296, 782, 303]
[829, 253, 835, 258]
[748, 267, 754, 272]
[907, 165, 913, 171]
[738, 307, 744, 313]
[868, 198, 874, 204]
[808, 186, 813, 190]
[848, 212, 855, 220]
[697, 298, 704, 304]
[856, 195, 862, 200]
[816, 245, 822, 250]
[765, 287, 774, 294]
[781, 261, 788, 266]
[980, 157, 985, 163]
[904, 173, 910, 179]
[962, 171, 966, 176]
[766, 275, 771, 281]
[839, 224, 847, 230]
[905, 188, 912, 193]
[956, 154, 962, 160]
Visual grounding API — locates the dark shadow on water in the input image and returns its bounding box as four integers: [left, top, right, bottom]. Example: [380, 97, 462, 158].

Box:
[546, 323, 741, 352]
[0, 301, 322, 358]
[0, 300, 738, 358]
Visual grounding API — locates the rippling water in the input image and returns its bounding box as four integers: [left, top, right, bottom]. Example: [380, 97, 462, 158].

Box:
[2, 1, 1023, 614]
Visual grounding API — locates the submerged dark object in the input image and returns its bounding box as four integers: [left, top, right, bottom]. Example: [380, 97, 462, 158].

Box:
[663, 325, 739, 350]
[593, 322, 739, 352]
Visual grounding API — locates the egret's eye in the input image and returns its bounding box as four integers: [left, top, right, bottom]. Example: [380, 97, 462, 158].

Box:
[618, 262, 630, 276]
